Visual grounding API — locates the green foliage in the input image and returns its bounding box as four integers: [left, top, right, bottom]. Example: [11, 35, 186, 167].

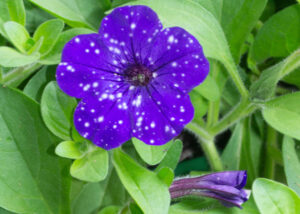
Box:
[28, 0, 111, 29]
[0, 86, 71, 214]
[250, 4, 300, 63]
[41, 81, 77, 140]
[113, 149, 170, 214]
[33, 19, 64, 55]
[3, 21, 29, 52]
[253, 178, 300, 214]
[0, 46, 39, 67]
[263, 92, 300, 141]
[70, 147, 109, 182]
[55, 141, 88, 159]
[282, 136, 300, 196]
[132, 138, 172, 165]
[23, 66, 55, 102]
[193, 75, 220, 101]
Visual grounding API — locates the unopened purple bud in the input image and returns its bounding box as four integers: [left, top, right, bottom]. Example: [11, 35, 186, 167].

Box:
[169, 171, 250, 208]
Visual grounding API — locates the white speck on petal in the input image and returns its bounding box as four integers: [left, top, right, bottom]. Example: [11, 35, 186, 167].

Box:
[130, 23, 136, 29]
[150, 122, 155, 128]
[168, 35, 174, 43]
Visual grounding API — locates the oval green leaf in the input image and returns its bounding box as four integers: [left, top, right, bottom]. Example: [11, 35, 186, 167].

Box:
[250, 4, 300, 63]
[263, 92, 300, 141]
[33, 19, 64, 56]
[132, 138, 172, 165]
[0, 46, 40, 67]
[4, 21, 29, 53]
[70, 147, 109, 182]
[55, 141, 88, 159]
[41, 81, 77, 140]
[113, 148, 170, 214]
[253, 178, 300, 214]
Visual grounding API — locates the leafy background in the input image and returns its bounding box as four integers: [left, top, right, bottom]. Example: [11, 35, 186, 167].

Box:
[0, 0, 300, 213]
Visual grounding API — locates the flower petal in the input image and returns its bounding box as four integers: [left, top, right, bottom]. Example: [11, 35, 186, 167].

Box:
[148, 27, 209, 92]
[130, 85, 194, 145]
[99, 6, 163, 65]
[199, 171, 248, 189]
[56, 62, 124, 98]
[198, 190, 248, 208]
[57, 33, 124, 98]
[73, 84, 132, 150]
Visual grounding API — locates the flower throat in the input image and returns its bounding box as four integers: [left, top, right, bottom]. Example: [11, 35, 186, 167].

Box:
[124, 64, 152, 86]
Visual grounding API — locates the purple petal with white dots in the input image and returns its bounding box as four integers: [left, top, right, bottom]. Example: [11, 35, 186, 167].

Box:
[148, 27, 209, 92]
[130, 86, 194, 145]
[57, 33, 124, 98]
[99, 5, 163, 63]
[74, 84, 132, 150]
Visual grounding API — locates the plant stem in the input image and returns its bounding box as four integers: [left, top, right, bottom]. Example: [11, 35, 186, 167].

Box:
[206, 60, 221, 128]
[224, 59, 249, 98]
[264, 126, 277, 179]
[186, 122, 223, 171]
[1, 63, 42, 87]
[206, 100, 220, 128]
[209, 99, 257, 136]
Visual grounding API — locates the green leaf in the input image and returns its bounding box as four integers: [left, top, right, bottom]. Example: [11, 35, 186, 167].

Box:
[23, 66, 56, 102]
[125, 0, 239, 86]
[263, 92, 300, 141]
[33, 19, 64, 56]
[250, 49, 300, 101]
[98, 206, 121, 214]
[71, 169, 126, 214]
[221, 119, 261, 184]
[24, 1, 54, 33]
[282, 136, 300, 196]
[70, 147, 109, 182]
[157, 167, 174, 187]
[155, 139, 183, 172]
[132, 138, 172, 165]
[194, 0, 267, 63]
[193, 75, 220, 101]
[250, 4, 300, 63]
[40, 27, 95, 65]
[3, 21, 30, 53]
[28, 0, 111, 29]
[221, 123, 243, 170]
[5, 0, 26, 26]
[253, 178, 300, 214]
[55, 141, 88, 159]
[220, 0, 267, 63]
[0, 86, 71, 214]
[113, 148, 170, 214]
[190, 91, 208, 126]
[41, 81, 77, 140]
[0, 208, 15, 214]
[0, 46, 39, 67]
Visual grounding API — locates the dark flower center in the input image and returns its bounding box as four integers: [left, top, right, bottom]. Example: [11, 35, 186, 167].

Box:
[124, 64, 152, 86]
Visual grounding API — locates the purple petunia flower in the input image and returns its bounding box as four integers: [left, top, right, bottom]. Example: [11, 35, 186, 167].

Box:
[56, 5, 209, 150]
[169, 171, 250, 208]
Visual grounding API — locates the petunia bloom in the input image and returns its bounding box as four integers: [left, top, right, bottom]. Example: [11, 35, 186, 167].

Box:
[56, 5, 209, 150]
[169, 171, 250, 208]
